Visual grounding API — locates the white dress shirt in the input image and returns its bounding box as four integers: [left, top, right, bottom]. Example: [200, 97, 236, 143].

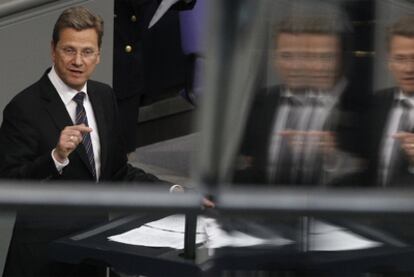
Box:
[48, 66, 101, 179]
[267, 79, 346, 183]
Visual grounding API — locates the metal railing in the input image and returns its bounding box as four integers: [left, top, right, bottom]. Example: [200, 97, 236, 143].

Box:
[1, 182, 414, 217]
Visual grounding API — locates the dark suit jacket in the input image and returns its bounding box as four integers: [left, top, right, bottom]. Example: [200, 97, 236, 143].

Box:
[365, 88, 414, 186]
[113, 0, 192, 100]
[113, 0, 195, 151]
[234, 87, 283, 184]
[0, 69, 164, 276]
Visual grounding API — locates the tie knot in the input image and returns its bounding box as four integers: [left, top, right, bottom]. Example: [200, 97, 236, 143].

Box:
[73, 92, 86, 105]
[282, 96, 302, 107]
[308, 96, 322, 106]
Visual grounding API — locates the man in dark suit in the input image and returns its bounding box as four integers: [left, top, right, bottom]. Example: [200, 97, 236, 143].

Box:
[0, 6, 168, 276]
[367, 15, 414, 187]
[235, 10, 364, 186]
[113, 0, 196, 153]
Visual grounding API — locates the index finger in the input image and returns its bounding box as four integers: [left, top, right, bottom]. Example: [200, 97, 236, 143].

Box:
[70, 124, 93, 134]
[393, 132, 413, 140]
[278, 130, 306, 137]
[307, 130, 333, 136]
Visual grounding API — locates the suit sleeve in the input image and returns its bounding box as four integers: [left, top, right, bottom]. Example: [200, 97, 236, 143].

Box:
[106, 88, 171, 185]
[0, 101, 59, 180]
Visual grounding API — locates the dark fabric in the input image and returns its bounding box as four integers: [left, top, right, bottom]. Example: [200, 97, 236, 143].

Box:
[385, 99, 411, 185]
[0, 69, 167, 276]
[234, 87, 283, 184]
[4, 222, 106, 277]
[117, 93, 141, 153]
[365, 88, 414, 186]
[113, 0, 195, 152]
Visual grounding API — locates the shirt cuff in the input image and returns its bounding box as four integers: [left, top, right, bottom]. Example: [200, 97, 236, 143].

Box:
[169, 184, 185, 193]
[51, 149, 69, 174]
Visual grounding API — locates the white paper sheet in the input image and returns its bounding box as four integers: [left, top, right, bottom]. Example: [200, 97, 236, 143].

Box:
[108, 215, 293, 249]
[108, 216, 381, 251]
[145, 214, 204, 233]
[108, 225, 205, 249]
[108, 215, 205, 249]
[309, 220, 382, 251]
[203, 218, 293, 249]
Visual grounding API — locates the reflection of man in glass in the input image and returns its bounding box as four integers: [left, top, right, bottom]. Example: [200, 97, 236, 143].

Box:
[235, 12, 358, 185]
[369, 16, 414, 186]
[274, 19, 343, 92]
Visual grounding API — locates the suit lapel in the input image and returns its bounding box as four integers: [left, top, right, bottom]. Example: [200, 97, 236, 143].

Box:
[375, 89, 395, 142]
[40, 72, 94, 176]
[88, 83, 108, 177]
[40, 73, 73, 131]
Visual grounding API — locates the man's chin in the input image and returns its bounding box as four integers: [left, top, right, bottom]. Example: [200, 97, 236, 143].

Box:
[66, 80, 86, 91]
[288, 86, 308, 94]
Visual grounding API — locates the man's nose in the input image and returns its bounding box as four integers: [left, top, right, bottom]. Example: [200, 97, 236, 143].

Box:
[402, 60, 414, 72]
[72, 53, 83, 66]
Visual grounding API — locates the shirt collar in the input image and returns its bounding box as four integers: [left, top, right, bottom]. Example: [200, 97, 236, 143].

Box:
[396, 89, 414, 107]
[281, 78, 347, 106]
[48, 66, 88, 106]
[281, 88, 307, 105]
[310, 78, 347, 106]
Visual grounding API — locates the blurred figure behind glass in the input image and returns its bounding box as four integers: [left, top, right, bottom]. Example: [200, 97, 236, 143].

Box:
[367, 15, 414, 187]
[234, 3, 366, 186]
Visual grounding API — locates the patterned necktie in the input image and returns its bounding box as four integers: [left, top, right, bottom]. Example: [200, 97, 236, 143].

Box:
[73, 92, 96, 179]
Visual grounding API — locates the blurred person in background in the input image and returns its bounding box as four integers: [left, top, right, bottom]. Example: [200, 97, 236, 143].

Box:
[367, 15, 414, 187]
[113, 0, 196, 153]
[234, 6, 365, 186]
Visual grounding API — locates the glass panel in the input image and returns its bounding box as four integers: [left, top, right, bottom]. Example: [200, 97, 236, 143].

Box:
[196, 0, 414, 275]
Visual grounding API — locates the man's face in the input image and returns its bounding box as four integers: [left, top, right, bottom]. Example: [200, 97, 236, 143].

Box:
[51, 28, 100, 91]
[388, 35, 414, 95]
[274, 33, 342, 91]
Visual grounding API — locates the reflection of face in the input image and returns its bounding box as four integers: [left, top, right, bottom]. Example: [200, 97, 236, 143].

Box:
[51, 28, 100, 91]
[274, 33, 342, 91]
[388, 35, 414, 95]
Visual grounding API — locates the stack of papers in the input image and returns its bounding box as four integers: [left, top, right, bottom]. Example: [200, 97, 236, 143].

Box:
[309, 220, 382, 251]
[108, 215, 292, 249]
[108, 215, 205, 249]
[203, 217, 293, 249]
[108, 215, 382, 251]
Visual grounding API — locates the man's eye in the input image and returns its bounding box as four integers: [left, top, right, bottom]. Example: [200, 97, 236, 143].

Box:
[393, 56, 406, 62]
[83, 49, 94, 55]
[64, 48, 76, 54]
[319, 53, 335, 60]
[279, 52, 294, 59]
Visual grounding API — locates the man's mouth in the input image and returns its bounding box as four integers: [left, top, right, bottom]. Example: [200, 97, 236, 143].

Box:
[400, 77, 414, 84]
[69, 69, 83, 75]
